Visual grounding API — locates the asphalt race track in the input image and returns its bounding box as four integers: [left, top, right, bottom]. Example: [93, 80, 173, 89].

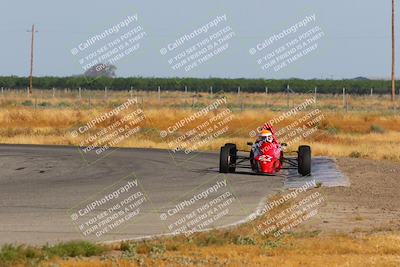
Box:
[0, 144, 347, 245]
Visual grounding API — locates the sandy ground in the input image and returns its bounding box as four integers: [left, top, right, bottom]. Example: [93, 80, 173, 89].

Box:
[298, 157, 400, 233]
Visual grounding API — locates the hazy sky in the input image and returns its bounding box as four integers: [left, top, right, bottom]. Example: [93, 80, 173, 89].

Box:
[0, 0, 393, 79]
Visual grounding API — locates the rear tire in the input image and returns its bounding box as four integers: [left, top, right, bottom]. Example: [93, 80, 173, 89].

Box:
[250, 150, 255, 170]
[219, 144, 237, 173]
[298, 145, 311, 176]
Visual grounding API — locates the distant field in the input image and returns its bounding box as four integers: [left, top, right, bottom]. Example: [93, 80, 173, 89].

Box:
[0, 88, 399, 111]
[1, 89, 400, 161]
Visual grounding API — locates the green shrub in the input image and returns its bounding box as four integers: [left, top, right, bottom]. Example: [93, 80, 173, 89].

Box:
[56, 102, 70, 108]
[21, 100, 33, 106]
[121, 242, 137, 259]
[150, 244, 166, 257]
[43, 241, 105, 258]
[38, 102, 51, 107]
[262, 240, 284, 249]
[233, 236, 256, 245]
[326, 127, 339, 135]
[370, 124, 385, 134]
[0, 244, 43, 266]
[0, 241, 105, 266]
[349, 151, 362, 158]
[197, 234, 226, 246]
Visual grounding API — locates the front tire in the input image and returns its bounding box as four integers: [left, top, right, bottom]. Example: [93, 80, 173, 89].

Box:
[298, 145, 311, 176]
[219, 144, 237, 173]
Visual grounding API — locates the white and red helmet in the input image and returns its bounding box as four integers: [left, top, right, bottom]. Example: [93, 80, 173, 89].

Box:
[259, 129, 273, 143]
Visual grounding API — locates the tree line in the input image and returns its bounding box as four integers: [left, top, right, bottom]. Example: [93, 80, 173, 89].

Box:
[0, 76, 396, 94]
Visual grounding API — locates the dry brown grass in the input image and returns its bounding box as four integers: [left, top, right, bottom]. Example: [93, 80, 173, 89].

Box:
[1, 90, 400, 161]
[42, 234, 400, 267]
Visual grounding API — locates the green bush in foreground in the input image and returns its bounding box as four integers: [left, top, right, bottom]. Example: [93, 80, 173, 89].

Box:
[43, 240, 105, 258]
[0, 244, 43, 266]
[0, 241, 105, 266]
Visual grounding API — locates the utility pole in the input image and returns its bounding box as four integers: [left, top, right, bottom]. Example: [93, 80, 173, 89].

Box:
[314, 87, 317, 107]
[27, 24, 37, 95]
[343, 88, 346, 108]
[286, 84, 290, 108]
[392, 0, 396, 102]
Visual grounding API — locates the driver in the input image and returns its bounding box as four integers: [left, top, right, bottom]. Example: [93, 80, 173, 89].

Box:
[257, 129, 273, 144]
[252, 129, 274, 157]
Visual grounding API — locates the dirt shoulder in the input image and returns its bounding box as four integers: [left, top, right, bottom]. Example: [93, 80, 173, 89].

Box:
[298, 157, 400, 233]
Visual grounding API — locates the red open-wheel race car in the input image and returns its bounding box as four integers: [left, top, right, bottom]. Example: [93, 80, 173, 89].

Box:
[219, 123, 311, 176]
